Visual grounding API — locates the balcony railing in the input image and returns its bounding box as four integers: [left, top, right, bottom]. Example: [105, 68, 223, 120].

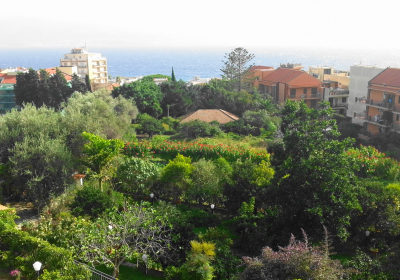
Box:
[365, 99, 395, 110]
[365, 115, 391, 126]
[354, 112, 366, 119]
[331, 103, 348, 109]
[288, 93, 322, 100]
[310, 93, 322, 98]
[329, 89, 349, 96]
[392, 123, 400, 131]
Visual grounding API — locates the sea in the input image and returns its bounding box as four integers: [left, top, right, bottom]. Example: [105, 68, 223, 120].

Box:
[1, 47, 400, 82]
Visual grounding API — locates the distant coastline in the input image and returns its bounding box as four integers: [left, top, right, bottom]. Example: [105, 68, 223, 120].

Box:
[1, 47, 400, 82]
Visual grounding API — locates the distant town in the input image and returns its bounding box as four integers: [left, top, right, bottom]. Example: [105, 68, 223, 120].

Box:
[0, 46, 399, 138]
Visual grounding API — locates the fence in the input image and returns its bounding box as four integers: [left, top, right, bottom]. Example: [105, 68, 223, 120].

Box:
[74, 261, 117, 280]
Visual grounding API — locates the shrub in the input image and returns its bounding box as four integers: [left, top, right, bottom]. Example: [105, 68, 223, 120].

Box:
[115, 157, 161, 195]
[69, 185, 113, 218]
[177, 205, 217, 228]
[180, 241, 216, 280]
[238, 227, 349, 280]
[0, 210, 90, 279]
[199, 228, 241, 280]
[179, 120, 214, 138]
[347, 144, 400, 179]
[186, 159, 223, 205]
[124, 140, 270, 163]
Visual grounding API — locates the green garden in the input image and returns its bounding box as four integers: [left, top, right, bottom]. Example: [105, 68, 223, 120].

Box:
[1, 49, 400, 279]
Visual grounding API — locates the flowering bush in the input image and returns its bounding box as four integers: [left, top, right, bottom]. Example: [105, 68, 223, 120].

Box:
[347, 144, 400, 179]
[239, 228, 349, 280]
[9, 270, 20, 279]
[123, 140, 270, 163]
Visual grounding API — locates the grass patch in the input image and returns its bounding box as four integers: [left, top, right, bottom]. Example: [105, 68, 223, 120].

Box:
[96, 264, 163, 280]
[193, 226, 208, 235]
[330, 254, 353, 266]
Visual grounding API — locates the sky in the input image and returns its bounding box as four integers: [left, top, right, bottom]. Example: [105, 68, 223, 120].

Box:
[2, 0, 400, 51]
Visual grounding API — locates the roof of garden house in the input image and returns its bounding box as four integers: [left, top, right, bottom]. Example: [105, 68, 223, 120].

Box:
[180, 109, 239, 124]
[369, 67, 400, 88]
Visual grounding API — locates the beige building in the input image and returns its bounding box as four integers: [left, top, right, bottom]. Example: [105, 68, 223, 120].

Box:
[60, 47, 108, 83]
[347, 65, 384, 126]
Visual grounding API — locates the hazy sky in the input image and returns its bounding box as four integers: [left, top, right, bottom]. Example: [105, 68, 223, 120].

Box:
[2, 0, 399, 51]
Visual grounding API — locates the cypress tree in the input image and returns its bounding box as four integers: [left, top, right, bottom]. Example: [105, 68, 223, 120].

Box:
[71, 73, 88, 93]
[85, 74, 92, 92]
[171, 67, 176, 82]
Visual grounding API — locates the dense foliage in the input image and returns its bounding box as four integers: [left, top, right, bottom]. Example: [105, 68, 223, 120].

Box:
[124, 139, 270, 163]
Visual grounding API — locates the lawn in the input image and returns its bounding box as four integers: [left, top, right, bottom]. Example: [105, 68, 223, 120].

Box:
[97, 264, 163, 280]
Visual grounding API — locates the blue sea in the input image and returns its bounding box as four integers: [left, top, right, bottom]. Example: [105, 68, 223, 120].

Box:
[1, 47, 400, 82]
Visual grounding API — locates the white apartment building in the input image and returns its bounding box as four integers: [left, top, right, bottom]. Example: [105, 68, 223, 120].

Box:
[60, 47, 108, 83]
[347, 65, 384, 125]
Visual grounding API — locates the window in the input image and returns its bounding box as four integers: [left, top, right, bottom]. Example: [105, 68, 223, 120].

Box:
[398, 96, 400, 103]
[342, 97, 347, 103]
[324, 69, 331, 74]
[312, 88, 317, 95]
[311, 100, 317, 108]
[303, 88, 307, 94]
[397, 114, 400, 121]
[290, 89, 296, 97]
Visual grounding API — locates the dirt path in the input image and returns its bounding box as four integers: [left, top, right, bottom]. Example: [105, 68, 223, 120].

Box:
[2, 200, 40, 226]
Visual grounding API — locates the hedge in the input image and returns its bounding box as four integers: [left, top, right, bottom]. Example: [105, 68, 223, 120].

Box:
[0, 209, 90, 280]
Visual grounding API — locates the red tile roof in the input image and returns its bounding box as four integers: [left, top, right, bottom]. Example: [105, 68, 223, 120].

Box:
[43, 68, 73, 81]
[287, 73, 321, 88]
[261, 68, 298, 83]
[0, 73, 17, 84]
[368, 85, 399, 94]
[258, 68, 321, 88]
[180, 109, 239, 124]
[250, 66, 274, 71]
[369, 68, 400, 88]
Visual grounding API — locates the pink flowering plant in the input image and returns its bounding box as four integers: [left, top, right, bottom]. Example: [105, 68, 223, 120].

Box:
[9, 270, 20, 279]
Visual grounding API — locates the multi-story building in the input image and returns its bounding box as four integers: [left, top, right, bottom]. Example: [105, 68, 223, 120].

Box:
[309, 66, 350, 115]
[364, 67, 400, 136]
[0, 67, 28, 114]
[60, 47, 108, 83]
[347, 65, 384, 125]
[256, 67, 322, 109]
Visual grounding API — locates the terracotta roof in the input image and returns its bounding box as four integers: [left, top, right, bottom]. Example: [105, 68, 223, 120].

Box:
[286, 72, 321, 88]
[250, 66, 274, 71]
[368, 85, 400, 93]
[259, 68, 321, 88]
[180, 109, 239, 124]
[261, 68, 299, 83]
[0, 73, 17, 84]
[278, 71, 303, 83]
[369, 68, 400, 88]
[72, 174, 86, 180]
[43, 68, 73, 81]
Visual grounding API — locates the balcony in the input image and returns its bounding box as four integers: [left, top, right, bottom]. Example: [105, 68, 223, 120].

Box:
[392, 123, 400, 131]
[354, 112, 366, 120]
[365, 115, 392, 127]
[331, 103, 348, 109]
[329, 88, 349, 96]
[365, 99, 395, 110]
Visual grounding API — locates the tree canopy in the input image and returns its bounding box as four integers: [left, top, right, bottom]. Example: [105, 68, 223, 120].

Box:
[221, 47, 255, 92]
